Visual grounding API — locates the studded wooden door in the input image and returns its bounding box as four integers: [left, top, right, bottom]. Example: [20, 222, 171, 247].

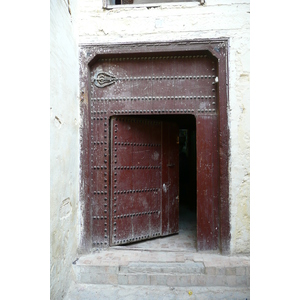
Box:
[80, 40, 230, 252]
[110, 116, 179, 246]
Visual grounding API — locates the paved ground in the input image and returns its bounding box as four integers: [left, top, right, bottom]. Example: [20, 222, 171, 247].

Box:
[65, 283, 250, 300]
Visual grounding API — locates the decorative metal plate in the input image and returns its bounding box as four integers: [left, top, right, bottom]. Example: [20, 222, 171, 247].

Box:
[93, 71, 116, 88]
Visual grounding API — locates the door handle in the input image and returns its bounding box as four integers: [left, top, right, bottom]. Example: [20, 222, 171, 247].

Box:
[167, 164, 175, 167]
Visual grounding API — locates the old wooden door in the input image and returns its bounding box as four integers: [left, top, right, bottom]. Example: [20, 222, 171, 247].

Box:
[80, 40, 230, 252]
[110, 116, 179, 246]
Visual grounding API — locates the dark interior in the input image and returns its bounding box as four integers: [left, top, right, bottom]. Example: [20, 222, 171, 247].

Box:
[144, 114, 197, 234]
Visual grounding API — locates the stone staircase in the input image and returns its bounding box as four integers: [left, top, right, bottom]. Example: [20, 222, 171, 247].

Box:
[66, 249, 250, 299]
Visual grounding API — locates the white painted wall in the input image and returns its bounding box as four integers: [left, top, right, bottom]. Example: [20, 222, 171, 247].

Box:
[78, 0, 250, 254]
[50, 0, 80, 298]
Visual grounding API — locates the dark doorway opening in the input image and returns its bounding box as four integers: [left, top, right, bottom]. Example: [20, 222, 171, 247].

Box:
[114, 114, 197, 251]
[178, 117, 197, 252]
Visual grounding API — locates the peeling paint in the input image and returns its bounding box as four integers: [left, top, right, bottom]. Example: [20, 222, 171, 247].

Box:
[60, 198, 72, 220]
[163, 183, 168, 193]
[152, 151, 160, 161]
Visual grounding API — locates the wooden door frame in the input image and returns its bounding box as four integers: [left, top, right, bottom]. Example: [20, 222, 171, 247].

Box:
[79, 38, 230, 253]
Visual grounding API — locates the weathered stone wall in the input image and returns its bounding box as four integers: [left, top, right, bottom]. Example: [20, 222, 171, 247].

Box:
[78, 0, 250, 254]
[50, 0, 80, 298]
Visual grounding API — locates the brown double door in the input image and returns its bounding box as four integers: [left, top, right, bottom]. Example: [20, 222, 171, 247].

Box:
[110, 116, 179, 246]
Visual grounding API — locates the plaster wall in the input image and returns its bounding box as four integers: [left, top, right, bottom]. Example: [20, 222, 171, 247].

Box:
[50, 0, 80, 298]
[78, 0, 250, 254]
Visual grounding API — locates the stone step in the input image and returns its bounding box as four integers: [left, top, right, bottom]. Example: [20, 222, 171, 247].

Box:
[65, 283, 250, 300]
[120, 262, 205, 274]
[72, 250, 250, 288]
